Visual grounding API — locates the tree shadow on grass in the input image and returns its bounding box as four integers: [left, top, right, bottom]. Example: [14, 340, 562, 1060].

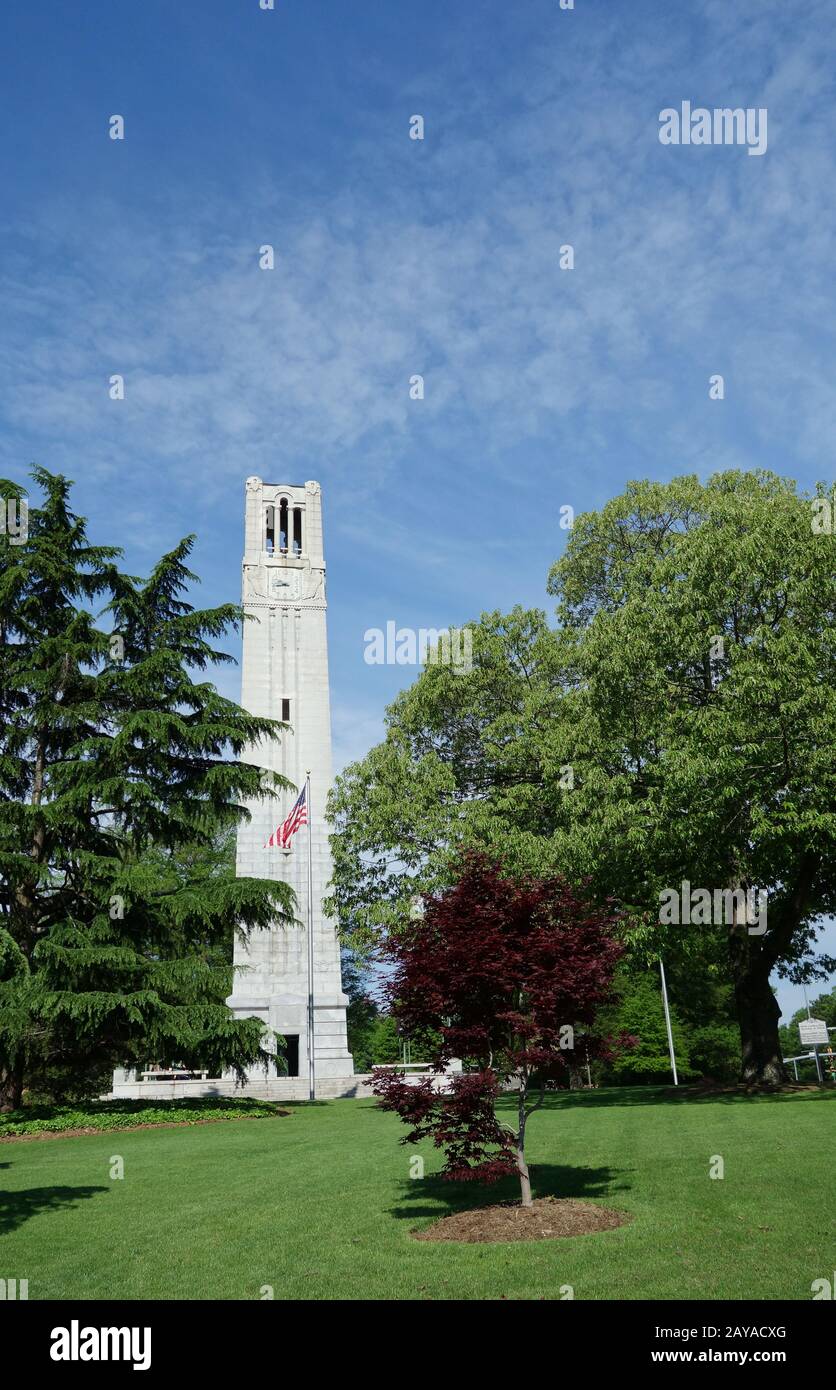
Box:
[386, 1162, 632, 1224]
[0, 1184, 109, 1235]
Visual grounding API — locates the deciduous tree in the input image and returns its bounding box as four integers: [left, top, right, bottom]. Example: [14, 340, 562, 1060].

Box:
[371, 856, 625, 1207]
[330, 472, 836, 1086]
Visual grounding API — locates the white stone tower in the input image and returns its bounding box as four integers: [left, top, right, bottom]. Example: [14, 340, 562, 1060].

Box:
[227, 476, 353, 1083]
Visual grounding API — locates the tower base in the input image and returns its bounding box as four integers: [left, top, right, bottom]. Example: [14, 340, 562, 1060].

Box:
[109, 1070, 372, 1102]
[227, 988, 354, 1082]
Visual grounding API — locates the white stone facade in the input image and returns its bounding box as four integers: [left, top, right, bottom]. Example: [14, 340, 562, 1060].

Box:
[227, 477, 354, 1084]
[110, 478, 355, 1101]
[110, 1072, 372, 1102]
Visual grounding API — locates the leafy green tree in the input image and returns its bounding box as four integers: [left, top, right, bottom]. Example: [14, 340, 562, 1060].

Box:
[0, 468, 295, 1110]
[547, 472, 836, 1084]
[341, 947, 381, 1073]
[597, 970, 695, 1084]
[685, 1020, 740, 1083]
[804, 985, 836, 1028]
[591, 961, 738, 1086]
[364, 1015, 402, 1068]
[663, 947, 740, 1082]
[327, 607, 561, 945]
[328, 473, 836, 1085]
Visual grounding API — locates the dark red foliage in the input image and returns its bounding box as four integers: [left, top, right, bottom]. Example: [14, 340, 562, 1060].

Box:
[372, 1067, 517, 1183]
[370, 854, 625, 1185]
[378, 854, 624, 1073]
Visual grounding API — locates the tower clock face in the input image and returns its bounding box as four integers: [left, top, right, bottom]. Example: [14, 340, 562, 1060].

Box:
[270, 570, 301, 601]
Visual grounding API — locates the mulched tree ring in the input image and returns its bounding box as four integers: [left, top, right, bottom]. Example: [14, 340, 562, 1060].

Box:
[413, 1196, 631, 1244]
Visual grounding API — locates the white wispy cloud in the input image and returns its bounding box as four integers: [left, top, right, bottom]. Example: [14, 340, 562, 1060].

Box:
[2, 0, 835, 510]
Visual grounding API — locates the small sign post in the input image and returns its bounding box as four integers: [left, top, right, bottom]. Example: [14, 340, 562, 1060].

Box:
[798, 1018, 829, 1084]
[798, 1018, 829, 1046]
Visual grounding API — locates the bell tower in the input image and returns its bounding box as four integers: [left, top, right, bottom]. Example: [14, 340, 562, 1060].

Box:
[228, 476, 353, 1084]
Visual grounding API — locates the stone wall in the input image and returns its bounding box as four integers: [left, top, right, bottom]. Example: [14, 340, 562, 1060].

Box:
[108, 1070, 374, 1102]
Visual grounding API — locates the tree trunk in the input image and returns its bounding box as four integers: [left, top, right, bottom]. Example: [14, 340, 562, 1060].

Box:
[734, 964, 788, 1086]
[516, 1089, 533, 1207]
[727, 854, 821, 1086]
[0, 1065, 24, 1113]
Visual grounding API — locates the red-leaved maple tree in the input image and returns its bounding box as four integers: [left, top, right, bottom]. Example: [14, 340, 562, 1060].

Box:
[371, 855, 626, 1207]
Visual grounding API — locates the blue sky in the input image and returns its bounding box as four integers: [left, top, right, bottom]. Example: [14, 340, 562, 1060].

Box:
[1, 0, 834, 1021]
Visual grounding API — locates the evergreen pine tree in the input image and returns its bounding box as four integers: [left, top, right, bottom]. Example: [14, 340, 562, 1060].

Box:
[0, 468, 295, 1109]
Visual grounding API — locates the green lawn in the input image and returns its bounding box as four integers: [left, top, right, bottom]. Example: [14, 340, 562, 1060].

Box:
[2, 1087, 833, 1300]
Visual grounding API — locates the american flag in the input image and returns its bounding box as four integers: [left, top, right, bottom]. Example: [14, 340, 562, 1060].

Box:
[265, 786, 308, 849]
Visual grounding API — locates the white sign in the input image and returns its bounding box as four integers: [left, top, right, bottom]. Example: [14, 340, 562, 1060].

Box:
[798, 1018, 830, 1046]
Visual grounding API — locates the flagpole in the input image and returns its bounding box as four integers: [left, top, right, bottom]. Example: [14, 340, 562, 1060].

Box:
[306, 771, 315, 1102]
[659, 956, 678, 1086]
